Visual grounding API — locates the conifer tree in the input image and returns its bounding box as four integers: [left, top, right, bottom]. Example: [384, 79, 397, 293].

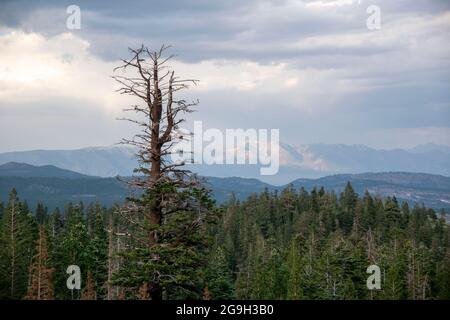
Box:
[111, 45, 218, 300]
[52, 205, 89, 299]
[35, 203, 48, 225]
[204, 246, 235, 299]
[25, 225, 54, 300]
[47, 208, 63, 239]
[87, 210, 108, 298]
[286, 240, 303, 299]
[436, 248, 450, 299]
[0, 189, 37, 299]
[81, 271, 96, 300]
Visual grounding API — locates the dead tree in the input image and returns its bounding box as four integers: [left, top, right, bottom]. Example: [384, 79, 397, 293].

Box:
[112, 45, 214, 300]
[114, 44, 198, 229]
[25, 226, 54, 300]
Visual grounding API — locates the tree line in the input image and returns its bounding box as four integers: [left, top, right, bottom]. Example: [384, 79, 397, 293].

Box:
[212, 184, 450, 299]
[0, 182, 449, 300]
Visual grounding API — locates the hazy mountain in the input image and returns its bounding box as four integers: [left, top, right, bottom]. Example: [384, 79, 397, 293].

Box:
[409, 143, 450, 154]
[204, 176, 276, 203]
[0, 144, 449, 185]
[0, 163, 449, 212]
[319, 144, 450, 173]
[0, 162, 128, 209]
[0, 146, 137, 177]
[290, 172, 450, 210]
[0, 162, 90, 179]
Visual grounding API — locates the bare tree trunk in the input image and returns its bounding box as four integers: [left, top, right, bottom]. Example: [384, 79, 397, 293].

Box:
[149, 65, 163, 231]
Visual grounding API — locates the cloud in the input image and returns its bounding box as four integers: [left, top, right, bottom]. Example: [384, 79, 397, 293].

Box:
[0, 30, 123, 114]
[366, 127, 450, 149]
[0, 29, 340, 112]
[0, 0, 449, 152]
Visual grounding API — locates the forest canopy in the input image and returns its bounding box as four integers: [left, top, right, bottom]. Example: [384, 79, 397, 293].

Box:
[0, 182, 449, 300]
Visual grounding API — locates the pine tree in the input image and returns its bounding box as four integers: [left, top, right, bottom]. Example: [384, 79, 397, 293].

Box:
[81, 271, 96, 300]
[339, 182, 358, 234]
[87, 210, 108, 298]
[47, 208, 63, 239]
[436, 248, 450, 299]
[35, 203, 48, 224]
[52, 204, 89, 299]
[405, 240, 432, 300]
[111, 45, 218, 300]
[204, 246, 235, 299]
[25, 225, 54, 300]
[0, 189, 37, 299]
[380, 241, 407, 300]
[286, 240, 303, 299]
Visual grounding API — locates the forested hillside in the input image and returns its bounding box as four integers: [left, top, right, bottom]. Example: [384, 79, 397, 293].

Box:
[2, 143, 450, 184]
[0, 183, 449, 300]
[212, 184, 450, 299]
[1, 162, 450, 211]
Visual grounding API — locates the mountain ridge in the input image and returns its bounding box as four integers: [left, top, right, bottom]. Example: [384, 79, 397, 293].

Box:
[0, 162, 449, 212]
[0, 162, 90, 179]
[2, 143, 450, 185]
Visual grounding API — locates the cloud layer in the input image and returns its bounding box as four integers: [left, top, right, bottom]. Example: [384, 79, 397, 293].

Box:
[0, 0, 449, 152]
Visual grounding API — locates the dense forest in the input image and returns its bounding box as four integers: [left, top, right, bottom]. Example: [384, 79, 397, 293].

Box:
[0, 182, 449, 300]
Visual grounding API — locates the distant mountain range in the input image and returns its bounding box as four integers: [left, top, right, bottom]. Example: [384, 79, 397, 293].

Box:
[0, 146, 137, 178]
[1, 143, 449, 185]
[0, 162, 90, 179]
[0, 162, 449, 212]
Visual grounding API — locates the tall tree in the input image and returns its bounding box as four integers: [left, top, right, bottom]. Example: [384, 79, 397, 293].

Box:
[35, 203, 48, 225]
[81, 271, 96, 300]
[286, 240, 304, 299]
[204, 246, 235, 299]
[87, 210, 108, 298]
[0, 189, 37, 299]
[112, 45, 217, 300]
[52, 205, 89, 299]
[25, 225, 54, 300]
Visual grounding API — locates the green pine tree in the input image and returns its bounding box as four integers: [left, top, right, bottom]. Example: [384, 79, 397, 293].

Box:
[0, 189, 38, 299]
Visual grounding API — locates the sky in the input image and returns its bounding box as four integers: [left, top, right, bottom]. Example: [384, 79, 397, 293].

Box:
[0, 0, 449, 152]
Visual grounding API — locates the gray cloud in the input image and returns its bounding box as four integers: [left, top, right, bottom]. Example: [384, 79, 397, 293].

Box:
[1, 0, 448, 60]
[0, 0, 449, 151]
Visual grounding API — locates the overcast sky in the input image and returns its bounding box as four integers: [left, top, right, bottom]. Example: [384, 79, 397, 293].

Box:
[0, 0, 449, 152]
